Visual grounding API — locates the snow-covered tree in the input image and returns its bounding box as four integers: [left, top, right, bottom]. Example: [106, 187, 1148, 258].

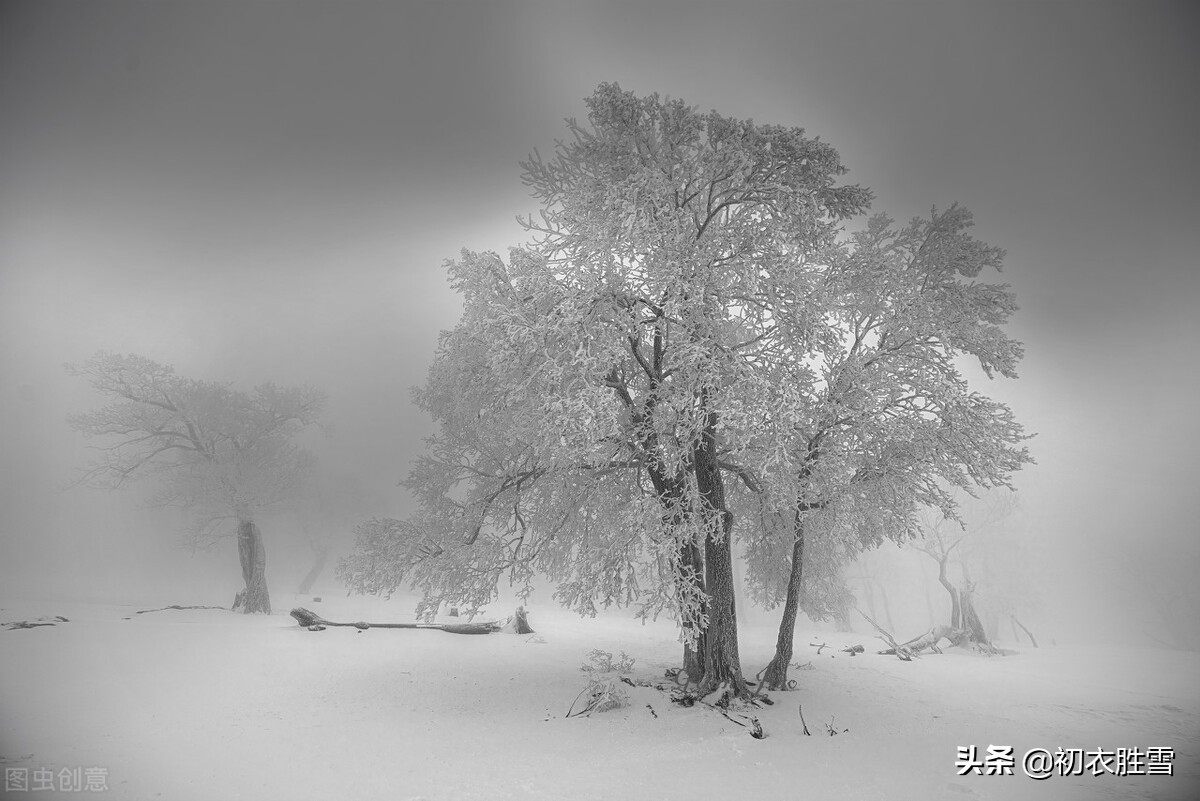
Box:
[67, 352, 324, 613]
[743, 206, 1033, 689]
[342, 85, 1030, 696]
[339, 83, 870, 695]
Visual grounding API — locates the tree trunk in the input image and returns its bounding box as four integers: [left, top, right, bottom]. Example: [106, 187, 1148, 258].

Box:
[679, 538, 707, 685]
[938, 556, 960, 629]
[649, 471, 706, 685]
[759, 517, 805, 691]
[692, 408, 749, 698]
[296, 542, 329, 596]
[699, 511, 747, 696]
[959, 586, 989, 645]
[760, 442, 823, 692]
[233, 518, 271, 614]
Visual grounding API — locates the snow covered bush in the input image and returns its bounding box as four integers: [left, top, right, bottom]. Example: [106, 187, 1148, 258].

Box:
[568, 675, 628, 717]
[567, 649, 638, 716]
[580, 649, 635, 674]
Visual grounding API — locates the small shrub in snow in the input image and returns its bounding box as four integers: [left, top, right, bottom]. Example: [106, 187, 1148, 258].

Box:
[580, 648, 635, 674]
[567, 648, 638, 717]
[567, 675, 628, 717]
[824, 716, 848, 736]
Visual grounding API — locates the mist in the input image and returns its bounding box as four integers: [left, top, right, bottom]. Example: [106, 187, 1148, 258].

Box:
[2, 0, 1198, 651]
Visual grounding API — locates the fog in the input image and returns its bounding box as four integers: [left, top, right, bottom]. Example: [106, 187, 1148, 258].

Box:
[2, 1, 1198, 648]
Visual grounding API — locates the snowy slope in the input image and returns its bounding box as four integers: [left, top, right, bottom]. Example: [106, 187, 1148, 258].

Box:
[2, 593, 1197, 801]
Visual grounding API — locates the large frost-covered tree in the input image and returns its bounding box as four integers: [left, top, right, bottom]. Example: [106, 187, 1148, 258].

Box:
[339, 84, 870, 695]
[67, 352, 324, 613]
[342, 85, 1030, 697]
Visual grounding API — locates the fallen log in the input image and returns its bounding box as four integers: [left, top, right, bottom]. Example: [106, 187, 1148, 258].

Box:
[136, 605, 228, 615]
[4, 615, 69, 630]
[5, 616, 68, 630]
[289, 607, 501, 635]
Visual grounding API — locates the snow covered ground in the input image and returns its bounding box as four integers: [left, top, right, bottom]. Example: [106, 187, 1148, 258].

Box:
[2, 592, 1197, 801]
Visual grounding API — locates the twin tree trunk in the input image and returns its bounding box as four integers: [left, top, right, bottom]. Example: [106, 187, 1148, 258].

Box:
[937, 556, 989, 645]
[234, 519, 271, 614]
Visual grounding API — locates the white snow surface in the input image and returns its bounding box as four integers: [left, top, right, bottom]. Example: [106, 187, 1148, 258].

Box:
[2, 593, 1197, 801]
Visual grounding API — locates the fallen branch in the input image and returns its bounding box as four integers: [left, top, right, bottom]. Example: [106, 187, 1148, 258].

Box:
[135, 605, 228, 615]
[695, 683, 765, 739]
[5, 616, 69, 631]
[879, 625, 955, 656]
[289, 607, 501, 635]
[855, 607, 912, 660]
[624, 676, 766, 739]
[1011, 615, 1038, 648]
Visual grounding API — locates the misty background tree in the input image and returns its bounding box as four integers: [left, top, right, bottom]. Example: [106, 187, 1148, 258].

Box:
[67, 352, 324, 613]
[911, 492, 1040, 648]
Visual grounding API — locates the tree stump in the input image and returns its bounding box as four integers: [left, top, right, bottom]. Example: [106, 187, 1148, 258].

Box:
[512, 606, 534, 634]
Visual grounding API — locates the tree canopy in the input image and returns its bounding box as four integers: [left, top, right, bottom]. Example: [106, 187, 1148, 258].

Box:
[68, 352, 322, 524]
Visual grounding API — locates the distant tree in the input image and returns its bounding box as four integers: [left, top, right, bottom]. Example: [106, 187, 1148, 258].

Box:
[954, 493, 1040, 645]
[911, 493, 1026, 648]
[67, 352, 324, 613]
[340, 83, 870, 697]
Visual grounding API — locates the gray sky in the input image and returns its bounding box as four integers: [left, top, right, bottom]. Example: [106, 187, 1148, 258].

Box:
[2, 1, 1197, 632]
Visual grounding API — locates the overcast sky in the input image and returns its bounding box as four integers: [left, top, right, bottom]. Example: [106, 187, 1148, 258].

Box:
[1, 1, 1197, 633]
